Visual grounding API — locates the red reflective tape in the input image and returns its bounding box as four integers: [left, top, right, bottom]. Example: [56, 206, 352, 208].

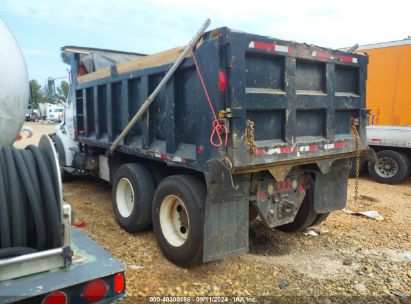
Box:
[253, 41, 275, 51]
[334, 142, 345, 148]
[313, 51, 333, 59]
[308, 145, 318, 151]
[339, 56, 357, 63]
[370, 138, 381, 142]
[280, 147, 294, 153]
[160, 154, 168, 159]
[249, 41, 290, 54]
[339, 56, 352, 62]
[256, 149, 267, 155]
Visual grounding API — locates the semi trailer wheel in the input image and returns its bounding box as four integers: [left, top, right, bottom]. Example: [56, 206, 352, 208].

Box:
[276, 183, 328, 232]
[368, 150, 410, 184]
[112, 163, 154, 232]
[152, 175, 206, 267]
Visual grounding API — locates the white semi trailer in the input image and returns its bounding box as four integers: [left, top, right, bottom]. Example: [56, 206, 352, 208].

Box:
[366, 125, 411, 184]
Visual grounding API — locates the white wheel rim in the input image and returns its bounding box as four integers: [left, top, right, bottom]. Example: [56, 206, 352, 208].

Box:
[159, 195, 189, 247]
[116, 178, 134, 218]
[375, 157, 398, 178]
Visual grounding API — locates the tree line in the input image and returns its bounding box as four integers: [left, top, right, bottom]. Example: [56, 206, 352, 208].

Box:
[30, 79, 70, 107]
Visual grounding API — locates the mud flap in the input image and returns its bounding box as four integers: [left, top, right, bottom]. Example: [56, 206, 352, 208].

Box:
[203, 159, 250, 262]
[313, 158, 350, 213]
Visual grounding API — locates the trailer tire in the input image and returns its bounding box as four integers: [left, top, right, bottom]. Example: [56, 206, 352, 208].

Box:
[60, 168, 74, 183]
[276, 186, 318, 233]
[51, 134, 73, 183]
[152, 175, 206, 267]
[368, 150, 410, 184]
[310, 212, 330, 226]
[112, 163, 154, 232]
[147, 164, 170, 186]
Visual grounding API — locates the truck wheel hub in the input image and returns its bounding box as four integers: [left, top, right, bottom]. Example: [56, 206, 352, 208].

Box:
[375, 157, 398, 177]
[159, 195, 189, 247]
[116, 178, 134, 217]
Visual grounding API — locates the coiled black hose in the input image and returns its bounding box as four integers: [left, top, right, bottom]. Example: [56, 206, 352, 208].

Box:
[0, 145, 61, 258]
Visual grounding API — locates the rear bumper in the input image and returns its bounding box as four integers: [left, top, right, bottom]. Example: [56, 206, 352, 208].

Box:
[233, 150, 363, 175]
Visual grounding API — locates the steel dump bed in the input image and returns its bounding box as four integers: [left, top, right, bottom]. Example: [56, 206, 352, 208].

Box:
[68, 27, 367, 172]
[61, 26, 370, 264]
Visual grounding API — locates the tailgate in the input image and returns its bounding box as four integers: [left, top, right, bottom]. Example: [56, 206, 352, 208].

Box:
[227, 31, 368, 170]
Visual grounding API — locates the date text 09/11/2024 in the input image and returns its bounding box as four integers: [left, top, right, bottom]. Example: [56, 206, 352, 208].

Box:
[148, 296, 258, 303]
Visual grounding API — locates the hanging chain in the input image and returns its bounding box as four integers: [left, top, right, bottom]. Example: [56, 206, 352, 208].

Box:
[351, 118, 361, 203]
[245, 119, 258, 155]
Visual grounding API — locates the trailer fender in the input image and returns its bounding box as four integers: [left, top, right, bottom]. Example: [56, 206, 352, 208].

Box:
[313, 158, 350, 214]
[53, 127, 76, 167]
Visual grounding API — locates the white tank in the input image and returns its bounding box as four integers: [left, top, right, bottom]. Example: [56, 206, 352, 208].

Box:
[0, 18, 29, 148]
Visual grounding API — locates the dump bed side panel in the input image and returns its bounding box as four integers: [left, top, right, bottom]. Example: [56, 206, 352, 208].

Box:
[71, 33, 226, 172]
[227, 30, 368, 170]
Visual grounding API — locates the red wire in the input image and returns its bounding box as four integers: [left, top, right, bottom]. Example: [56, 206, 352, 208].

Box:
[190, 46, 228, 147]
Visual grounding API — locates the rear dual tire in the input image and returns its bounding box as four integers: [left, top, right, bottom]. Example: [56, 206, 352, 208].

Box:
[152, 175, 206, 267]
[112, 168, 206, 267]
[276, 183, 329, 232]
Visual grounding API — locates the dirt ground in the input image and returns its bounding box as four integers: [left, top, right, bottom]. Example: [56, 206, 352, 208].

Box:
[18, 122, 411, 303]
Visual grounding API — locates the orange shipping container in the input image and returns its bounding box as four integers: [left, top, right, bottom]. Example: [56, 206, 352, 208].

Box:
[355, 40, 411, 126]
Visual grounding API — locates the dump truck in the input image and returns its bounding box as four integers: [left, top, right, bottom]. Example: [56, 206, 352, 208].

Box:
[0, 18, 125, 303]
[350, 40, 411, 184]
[54, 25, 369, 267]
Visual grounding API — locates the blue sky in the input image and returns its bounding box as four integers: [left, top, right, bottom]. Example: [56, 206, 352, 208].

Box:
[1, 0, 409, 85]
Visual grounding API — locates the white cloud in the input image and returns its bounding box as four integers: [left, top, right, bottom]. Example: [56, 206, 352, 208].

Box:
[2, 0, 410, 49]
[2, 0, 410, 81]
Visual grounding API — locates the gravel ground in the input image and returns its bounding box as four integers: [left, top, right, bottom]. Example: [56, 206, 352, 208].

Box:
[19, 122, 411, 303]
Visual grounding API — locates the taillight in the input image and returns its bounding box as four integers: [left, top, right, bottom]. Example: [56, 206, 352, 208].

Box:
[43, 291, 67, 304]
[218, 70, 227, 91]
[258, 190, 268, 202]
[113, 272, 125, 294]
[197, 145, 204, 154]
[83, 279, 107, 303]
